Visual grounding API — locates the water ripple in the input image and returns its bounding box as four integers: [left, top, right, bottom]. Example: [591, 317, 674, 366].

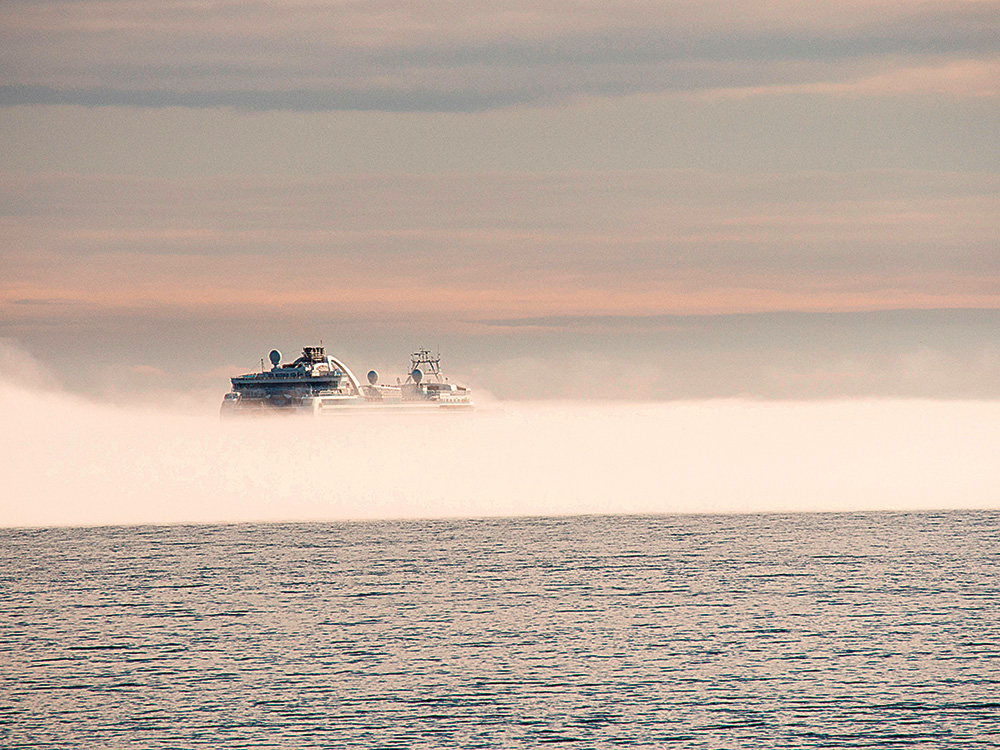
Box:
[1, 511, 999, 748]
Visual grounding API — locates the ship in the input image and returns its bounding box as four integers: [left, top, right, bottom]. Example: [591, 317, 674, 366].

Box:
[220, 346, 473, 416]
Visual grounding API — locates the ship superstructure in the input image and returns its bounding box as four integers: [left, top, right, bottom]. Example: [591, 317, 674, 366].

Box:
[221, 346, 472, 415]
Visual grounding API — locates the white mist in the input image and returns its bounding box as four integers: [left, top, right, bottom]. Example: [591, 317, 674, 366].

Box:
[3, 376, 999, 527]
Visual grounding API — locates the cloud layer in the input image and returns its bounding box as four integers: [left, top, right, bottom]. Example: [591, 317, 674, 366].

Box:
[2, 1, 998, 110]
[4, 169, 998, 321]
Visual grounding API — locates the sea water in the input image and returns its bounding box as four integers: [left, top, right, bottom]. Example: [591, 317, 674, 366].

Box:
[2, 511, 998, 748]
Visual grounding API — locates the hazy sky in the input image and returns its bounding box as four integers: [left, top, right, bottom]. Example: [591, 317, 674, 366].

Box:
[2, 0, 999, 401]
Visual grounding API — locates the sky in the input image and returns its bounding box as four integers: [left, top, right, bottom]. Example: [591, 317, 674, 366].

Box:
[2, 0, 1000, 403]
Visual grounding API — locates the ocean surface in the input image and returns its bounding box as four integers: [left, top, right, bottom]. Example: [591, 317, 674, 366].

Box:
[2, 511, 998, 748]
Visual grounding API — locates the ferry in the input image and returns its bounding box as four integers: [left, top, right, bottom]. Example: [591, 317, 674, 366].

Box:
[220, 346, 473, 416]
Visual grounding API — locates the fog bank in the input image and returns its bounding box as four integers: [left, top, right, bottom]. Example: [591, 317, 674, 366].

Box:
[3, 376, 999, 528]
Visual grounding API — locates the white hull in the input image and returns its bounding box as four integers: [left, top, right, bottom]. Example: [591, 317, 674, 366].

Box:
[221, 394, 474, 417]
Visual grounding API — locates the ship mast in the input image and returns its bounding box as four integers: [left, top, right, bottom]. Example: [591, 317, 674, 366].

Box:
[409, 349, 443, 382]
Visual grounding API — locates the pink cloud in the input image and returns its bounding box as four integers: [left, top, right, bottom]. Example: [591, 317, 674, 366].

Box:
[3, 169, 998, 322]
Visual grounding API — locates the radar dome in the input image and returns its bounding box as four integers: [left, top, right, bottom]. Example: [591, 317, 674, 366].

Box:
[268, 349, 282, 366]
[367, 370, 379, 385]
[411, 368, 423, 384]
